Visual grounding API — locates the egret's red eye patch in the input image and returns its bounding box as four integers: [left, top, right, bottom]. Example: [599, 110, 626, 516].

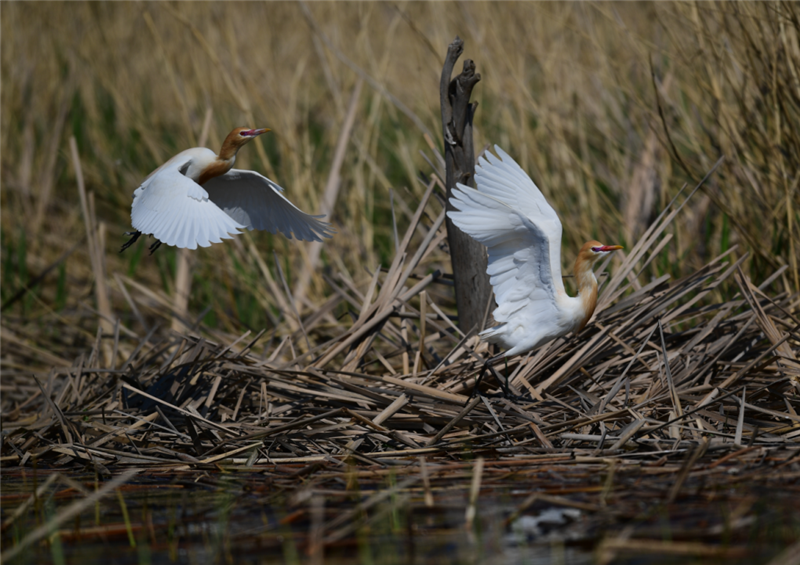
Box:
[591, 246, 602, 253]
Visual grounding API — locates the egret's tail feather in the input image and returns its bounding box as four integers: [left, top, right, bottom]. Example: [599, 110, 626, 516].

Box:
[479, 324, 506, 342]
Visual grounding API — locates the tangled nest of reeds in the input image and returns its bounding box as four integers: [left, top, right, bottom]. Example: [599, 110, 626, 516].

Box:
[2, 162, 800, 562]
[3, 164, 799, 469]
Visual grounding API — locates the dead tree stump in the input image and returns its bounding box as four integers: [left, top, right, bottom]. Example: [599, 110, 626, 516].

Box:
[440, 36, 493, 334]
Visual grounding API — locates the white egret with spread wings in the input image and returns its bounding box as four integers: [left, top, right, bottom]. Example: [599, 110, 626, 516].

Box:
[447, 146, 622, 357]
[121, 127, 334, 253]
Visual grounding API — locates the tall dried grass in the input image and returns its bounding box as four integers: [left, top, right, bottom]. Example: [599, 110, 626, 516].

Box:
[1, 2, 798, 360]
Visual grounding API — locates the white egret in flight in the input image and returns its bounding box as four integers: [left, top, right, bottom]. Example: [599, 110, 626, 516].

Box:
[448, 146, 622, 357]
[121, 127, 334, 253]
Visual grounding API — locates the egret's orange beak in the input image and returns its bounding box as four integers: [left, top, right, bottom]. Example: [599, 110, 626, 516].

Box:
[600, 245, 624, 252]
[243, 128, 270, 137]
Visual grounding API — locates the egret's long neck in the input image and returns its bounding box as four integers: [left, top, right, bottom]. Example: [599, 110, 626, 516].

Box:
[196, 139, 242, 186]
[218, 137, 242, 161]
[573, 254, 598, 332]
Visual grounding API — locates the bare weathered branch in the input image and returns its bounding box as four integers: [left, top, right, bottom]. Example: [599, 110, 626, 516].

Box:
[440, 36, 493, 334]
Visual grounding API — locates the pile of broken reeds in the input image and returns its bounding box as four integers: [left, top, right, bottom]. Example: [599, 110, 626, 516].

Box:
[3, 160, 799, 469]
[2, 164, 800, 562]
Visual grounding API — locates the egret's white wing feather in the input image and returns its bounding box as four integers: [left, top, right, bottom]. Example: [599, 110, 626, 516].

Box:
[203, 169, 335, 242]
[476, 146, 565, 291]
[449, 186, 560, 316]
[131, 156, 243, 250]
[447, 147, 570, 355]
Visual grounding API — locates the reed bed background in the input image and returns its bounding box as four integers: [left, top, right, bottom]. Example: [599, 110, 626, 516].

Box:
[2, 2, 800, 563]
[3, 2, 799, 352]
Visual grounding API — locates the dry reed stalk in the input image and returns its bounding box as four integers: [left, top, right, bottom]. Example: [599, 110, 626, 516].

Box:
[30, 87, 71, 239]
[293, 79, 363, 306]
[70, 137, 113, 341]
[464, 456, 485, 529]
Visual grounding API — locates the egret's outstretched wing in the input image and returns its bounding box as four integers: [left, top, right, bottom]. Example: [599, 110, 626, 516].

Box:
[131, 155, 244, 250]
[447, 146, 566, 326]
[203, 169, 335, 242]
[474, 146, 565, 293]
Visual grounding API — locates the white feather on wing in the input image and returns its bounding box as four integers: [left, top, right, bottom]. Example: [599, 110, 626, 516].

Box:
[447, 145, 622, 356]
[447, 146, 568, 349]
[448, 185, 561, 324]
[476, 146, 566, 294]
[131, 157, 244, 250]
[203, 170, 335, 242]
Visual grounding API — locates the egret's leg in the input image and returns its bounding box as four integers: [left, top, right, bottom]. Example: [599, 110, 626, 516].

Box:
[148, 240, 163, 254]
[503, 358, 510, 399]
[479, 354, 508, 398]
[120, 230, 142, 253]
[469, 362, 488, 401]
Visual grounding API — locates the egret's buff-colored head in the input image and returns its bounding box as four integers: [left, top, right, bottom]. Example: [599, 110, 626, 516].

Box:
[219, 127, 270, 160]
[574, 240, 624, 285]
[577, 241, 624, 264]
[573, 240, 623, 331]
